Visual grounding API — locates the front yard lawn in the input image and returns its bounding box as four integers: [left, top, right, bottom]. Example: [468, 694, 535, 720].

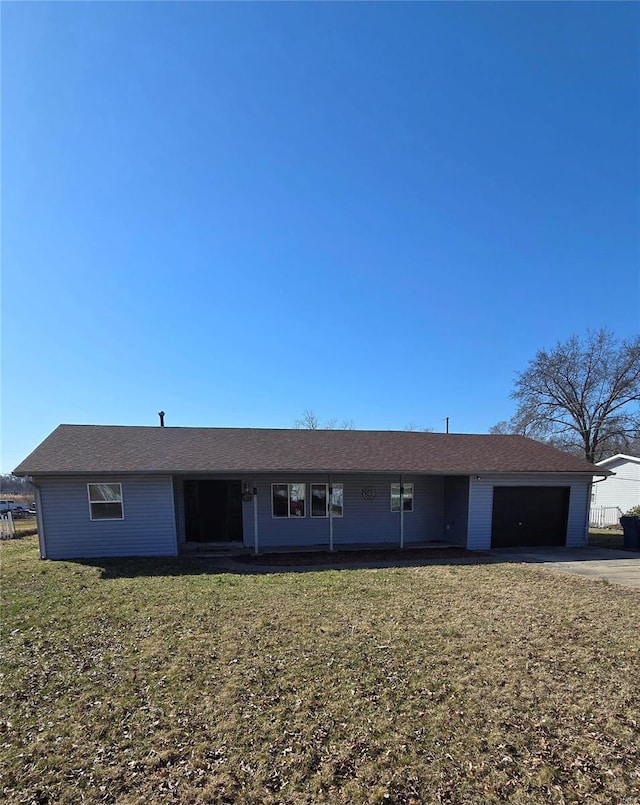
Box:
[589, 528, 625, 551]
[2, 537, 639, 804]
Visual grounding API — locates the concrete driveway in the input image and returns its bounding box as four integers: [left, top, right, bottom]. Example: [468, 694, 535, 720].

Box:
[490, 547, 640, 589]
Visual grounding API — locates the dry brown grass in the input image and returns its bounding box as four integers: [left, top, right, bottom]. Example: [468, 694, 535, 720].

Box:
[2, 536, 639, 804]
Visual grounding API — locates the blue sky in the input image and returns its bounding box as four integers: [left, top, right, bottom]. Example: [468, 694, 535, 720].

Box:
[2, 1, 639, 472]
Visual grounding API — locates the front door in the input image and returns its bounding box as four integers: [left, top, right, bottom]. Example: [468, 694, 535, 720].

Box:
[184, 480, 243, 543]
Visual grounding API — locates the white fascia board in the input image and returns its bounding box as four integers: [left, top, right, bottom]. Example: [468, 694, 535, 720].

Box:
[596, 454, 640, 467]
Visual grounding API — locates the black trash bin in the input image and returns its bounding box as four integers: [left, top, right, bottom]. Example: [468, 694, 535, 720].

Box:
[620, 516, 640, 551]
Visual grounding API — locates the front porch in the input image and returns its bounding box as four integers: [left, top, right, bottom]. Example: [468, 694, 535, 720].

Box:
[173, 473, 471, 553]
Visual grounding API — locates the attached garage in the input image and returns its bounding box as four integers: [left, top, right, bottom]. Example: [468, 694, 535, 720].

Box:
[466, 474, 597, 551]
[491, 486, 570, 548]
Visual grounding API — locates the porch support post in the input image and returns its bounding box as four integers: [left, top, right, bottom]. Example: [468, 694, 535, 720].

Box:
[329, 475, 334, 552]
[253, 484, 259, 555]
[400, 474, 404, 550]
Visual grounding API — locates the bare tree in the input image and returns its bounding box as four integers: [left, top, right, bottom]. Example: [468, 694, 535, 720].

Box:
[0, 474, 35, 495]
[595, 432, 640, 459]
[502, 329, 640, 462]
[295, 409, 321, 429]
[488, 417, 585, 457]
[295, 410, 355, 430]
[488, 411, 553, 441]
[488, 421, 512, 435]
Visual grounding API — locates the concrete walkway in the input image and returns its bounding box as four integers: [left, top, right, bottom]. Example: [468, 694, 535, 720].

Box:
[489, 547, 640, 589]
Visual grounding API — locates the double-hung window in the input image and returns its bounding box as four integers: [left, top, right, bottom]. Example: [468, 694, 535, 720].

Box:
[311, 483, 344, 518]
[272, 483, 306, 517]
[88, 483, 124, 520]
[390, 482, 414, 512]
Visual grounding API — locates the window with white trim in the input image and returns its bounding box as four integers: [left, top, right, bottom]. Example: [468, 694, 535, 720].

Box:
[88, 483, 124, 520]
[272, 483, 306, 517]
[311, 483, 344, 518]
[391, 482, 414, 512]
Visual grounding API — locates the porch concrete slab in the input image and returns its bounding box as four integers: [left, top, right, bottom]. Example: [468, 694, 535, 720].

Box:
[489, 547, 640, 589]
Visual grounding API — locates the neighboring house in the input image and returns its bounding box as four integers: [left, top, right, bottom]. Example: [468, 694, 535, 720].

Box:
[590, 455, 640, 526]
[13, 424, 606, 560]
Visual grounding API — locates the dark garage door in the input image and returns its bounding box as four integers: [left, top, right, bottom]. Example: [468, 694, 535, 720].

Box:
[491, 486, 570, 548]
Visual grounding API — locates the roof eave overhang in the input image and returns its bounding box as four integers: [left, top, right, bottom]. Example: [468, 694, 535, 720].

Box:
[596, 454, 640, 467]
[21, 468, 604, 477]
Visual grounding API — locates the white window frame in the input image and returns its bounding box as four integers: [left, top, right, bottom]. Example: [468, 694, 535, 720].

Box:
[391, 482, 414, 513]
[310, 483, 344, 518]
[87, 483, 124, 521]
[271, 483, 307, 518]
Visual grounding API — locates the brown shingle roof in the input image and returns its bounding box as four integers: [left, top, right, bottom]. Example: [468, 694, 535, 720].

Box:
[14, 425, 603, 476]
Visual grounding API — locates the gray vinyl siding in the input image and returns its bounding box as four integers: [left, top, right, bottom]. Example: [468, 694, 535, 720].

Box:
[242, 474, 446, 550]
[37, 475, 177, 559]
[564, 481, 590, 547]
[34, 470, 593, 557]
[467, 474, 591, 550]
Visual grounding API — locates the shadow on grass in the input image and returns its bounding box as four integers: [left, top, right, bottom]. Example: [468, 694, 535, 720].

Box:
[588, 532, 625, 551]
[67, 555, 238, 580]
[71, 549, 489, 580]
[1, 529, 39, 541]
[68, 544, 639, 580]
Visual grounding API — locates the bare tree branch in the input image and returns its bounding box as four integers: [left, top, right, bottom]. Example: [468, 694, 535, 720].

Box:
[294, 411, 355, 430]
